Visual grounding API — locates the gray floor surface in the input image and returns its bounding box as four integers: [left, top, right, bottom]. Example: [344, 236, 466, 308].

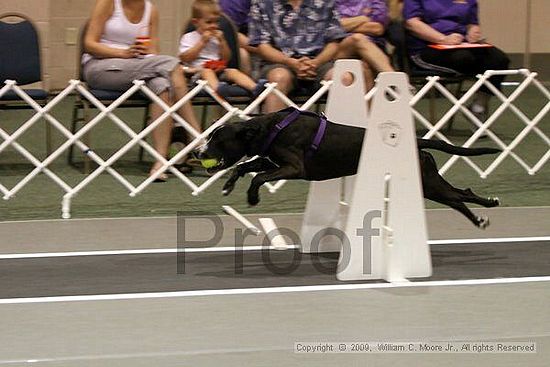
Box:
[0, 208, 549, 366]
[1, 241, 549, 299]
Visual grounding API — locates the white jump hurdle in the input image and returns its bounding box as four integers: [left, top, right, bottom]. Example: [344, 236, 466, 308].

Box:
[300, 60, 432, 282]
[300, 60, 370, 254]
[259, 218, 289, 251]
[221, 205, 262, 235]
[221, 205, 289, 250]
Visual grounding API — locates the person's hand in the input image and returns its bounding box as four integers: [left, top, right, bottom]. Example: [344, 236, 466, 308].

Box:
[124, 43, 147, 58]
[300, 58, 318, 80]
[133, 43, 149, 56]
[119, 48, 135, 59]
[466, 25, 483, 43]
[201, 30, 215, 43]
[440, 33, 464, 45]
[288, 57, 302, 74]
[213, 30, 224, 41]
[294, 57, 312, 79]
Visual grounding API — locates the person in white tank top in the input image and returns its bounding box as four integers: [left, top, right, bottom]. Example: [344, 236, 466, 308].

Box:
[83, 0, 202, 181]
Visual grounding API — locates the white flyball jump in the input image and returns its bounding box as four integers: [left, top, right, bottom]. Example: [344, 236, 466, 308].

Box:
[259, 217, 289, 251]
[300, 60, 370, 254]
[300, 60, 432, 282]
[222, 205, 289, 250]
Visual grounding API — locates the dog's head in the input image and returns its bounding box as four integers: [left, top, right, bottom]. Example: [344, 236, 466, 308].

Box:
[197, 121, 263, 173]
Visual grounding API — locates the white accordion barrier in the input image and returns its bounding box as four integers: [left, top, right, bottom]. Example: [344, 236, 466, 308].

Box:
[0, 67, 549, 218]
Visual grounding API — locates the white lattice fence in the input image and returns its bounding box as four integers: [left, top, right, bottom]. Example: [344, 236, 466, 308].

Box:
[0, 69, 548, 218]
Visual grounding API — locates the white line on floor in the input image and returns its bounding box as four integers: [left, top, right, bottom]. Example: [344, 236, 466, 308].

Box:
[0, 245, 299, 259]
[0, 236, 548, 260]
[428, 236, 550, 245]
[1, 276, 549, 305]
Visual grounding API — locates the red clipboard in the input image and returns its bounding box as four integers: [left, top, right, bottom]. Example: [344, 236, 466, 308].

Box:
[429, 42, 493, 50]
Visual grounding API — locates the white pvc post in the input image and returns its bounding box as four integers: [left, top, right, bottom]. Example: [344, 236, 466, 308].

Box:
[222, 205, 262, 235]
[337, 72, 431, 282]
[300, 59, 369, 253]
[259, 218, 289, 250]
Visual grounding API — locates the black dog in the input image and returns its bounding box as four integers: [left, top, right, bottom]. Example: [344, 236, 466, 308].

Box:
[198, 108, 500, 228]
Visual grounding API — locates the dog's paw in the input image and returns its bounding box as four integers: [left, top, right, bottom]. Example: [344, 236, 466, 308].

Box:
[489, 197, 500, 207]
[247, 192, 260, 206]
[476, 216, 490, 229]
[222, 182, 235, 196]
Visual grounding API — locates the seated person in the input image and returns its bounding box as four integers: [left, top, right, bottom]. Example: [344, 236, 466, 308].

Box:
[335, 0, 396, 90]
[248, 0, 348, 113]
[83, 0, 201, 180]
[178, 0, 265, 98]
[404, 0, 510, 119]
[218, 0, 257, 76]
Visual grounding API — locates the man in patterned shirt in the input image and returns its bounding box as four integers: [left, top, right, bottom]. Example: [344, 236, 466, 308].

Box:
[248, 0, 347, 112]
[335, 0, 395, 90]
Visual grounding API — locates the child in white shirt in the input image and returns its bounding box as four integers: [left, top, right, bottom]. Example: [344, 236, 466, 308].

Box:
[179, 0, 265, 97]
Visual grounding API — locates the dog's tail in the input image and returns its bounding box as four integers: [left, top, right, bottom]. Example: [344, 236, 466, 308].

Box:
[417, 138, 500, 156]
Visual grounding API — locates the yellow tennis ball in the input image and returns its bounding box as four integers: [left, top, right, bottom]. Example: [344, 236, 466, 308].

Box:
[201, 158, 219, 169]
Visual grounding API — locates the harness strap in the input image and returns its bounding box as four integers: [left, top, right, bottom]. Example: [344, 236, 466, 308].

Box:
[261, 108, 301, 155]
[261, 107, 327, 159]
[305, 115, 327, 160]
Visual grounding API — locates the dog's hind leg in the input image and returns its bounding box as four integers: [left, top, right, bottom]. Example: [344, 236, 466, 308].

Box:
[459, 188, 500, 208]
[247, 165, 301, 206]
[437, 199, 490, 229]
[419, 151, 494, 228]
[223, 157, 278, 196]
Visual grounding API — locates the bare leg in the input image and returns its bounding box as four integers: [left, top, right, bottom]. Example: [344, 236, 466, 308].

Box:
[324, 63, 364, 84]
[263, 67, 294, 113]
[338, 34, 394, 73]
[149, 90, 173, 178]
[200, 68, 221, 93]
[169, 67, 203, 171]
[337, 34, 389, 95]
[363, 62, 375, 91]
[171, 67, 202, 134]
[238, 34, 252, 75]
[325, 57, 374, 92]
[224, 68, 257, 91]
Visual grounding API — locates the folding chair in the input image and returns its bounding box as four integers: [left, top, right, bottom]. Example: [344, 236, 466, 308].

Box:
[0, 13, 51, 153]
[69, 21, 151, 173]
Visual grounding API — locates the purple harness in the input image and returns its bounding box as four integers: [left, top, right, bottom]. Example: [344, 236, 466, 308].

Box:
[261, 108, 328, 159]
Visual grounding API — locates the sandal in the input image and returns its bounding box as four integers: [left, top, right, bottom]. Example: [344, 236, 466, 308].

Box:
[150, 163, 168, 183]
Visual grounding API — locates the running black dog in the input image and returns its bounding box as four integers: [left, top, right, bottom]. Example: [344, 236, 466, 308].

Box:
[198, 108, 500, 228]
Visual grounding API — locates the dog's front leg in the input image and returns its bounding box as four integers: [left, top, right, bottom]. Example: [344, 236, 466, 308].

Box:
[247, 165, 300, 206]
[223, 157, 278, 196]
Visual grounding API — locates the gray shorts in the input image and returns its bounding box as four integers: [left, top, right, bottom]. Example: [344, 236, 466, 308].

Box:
[82, 55, 180, 95]
[260, 61, 334, 90]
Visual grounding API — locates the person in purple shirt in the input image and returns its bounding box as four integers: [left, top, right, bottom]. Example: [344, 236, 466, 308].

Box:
[249, 0, 348, 112]
[404, 0, 509, 119]
[337, 0, 388, 50]
[219, 0, 251, 35]
[336, 0, 395, 90]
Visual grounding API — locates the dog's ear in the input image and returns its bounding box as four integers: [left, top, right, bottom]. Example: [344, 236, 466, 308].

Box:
[236, 122, 263, 143]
